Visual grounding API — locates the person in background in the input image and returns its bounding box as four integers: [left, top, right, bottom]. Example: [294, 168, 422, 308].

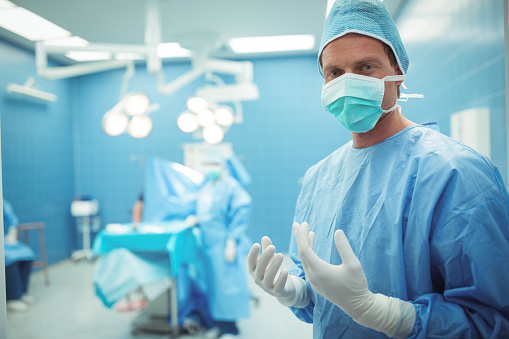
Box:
[247, 0, 509, 338]
[187, 152, 252, 339]
[132, 192, 144, 224]
[3, 199, 35, 312]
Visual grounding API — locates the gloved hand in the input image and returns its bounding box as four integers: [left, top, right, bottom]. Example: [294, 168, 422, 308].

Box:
[185, 215, 199, 228]
[247, 236, 310, 307]
[5, 227, 18, 245]
[293, 222, 415, 339]
[224, 238, 236, 262]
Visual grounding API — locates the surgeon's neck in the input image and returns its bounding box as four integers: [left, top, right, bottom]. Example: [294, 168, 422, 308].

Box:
[351, 109, 416, 149]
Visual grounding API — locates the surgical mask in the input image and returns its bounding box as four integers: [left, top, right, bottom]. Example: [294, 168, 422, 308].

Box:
[321, 73, 405, 133]
[207, 164, 223, 180]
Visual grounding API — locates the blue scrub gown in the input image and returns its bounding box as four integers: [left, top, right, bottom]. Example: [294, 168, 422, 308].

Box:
[196, 176, 251, 321]
[289, 123, 509, 338]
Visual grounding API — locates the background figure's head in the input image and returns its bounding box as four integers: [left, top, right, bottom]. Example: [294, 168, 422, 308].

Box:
[205, 149, 226, 180]
[319, 0, 408, 97]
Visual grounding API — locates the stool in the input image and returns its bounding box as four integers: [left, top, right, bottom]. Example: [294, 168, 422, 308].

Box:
[17, 222, 50, 286]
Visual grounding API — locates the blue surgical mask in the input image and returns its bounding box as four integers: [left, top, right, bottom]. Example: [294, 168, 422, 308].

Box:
[321, 73, 405, 133]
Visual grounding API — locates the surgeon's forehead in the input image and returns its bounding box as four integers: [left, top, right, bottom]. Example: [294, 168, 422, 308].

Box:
[321, 33, 388, 68]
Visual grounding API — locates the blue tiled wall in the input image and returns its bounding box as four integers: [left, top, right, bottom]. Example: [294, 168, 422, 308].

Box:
[398, 0, 507, 183]
[0, 40, 75, 265]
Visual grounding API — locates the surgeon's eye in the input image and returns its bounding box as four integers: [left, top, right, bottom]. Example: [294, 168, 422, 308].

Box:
[327, 69, 342, 80]
[362, 64, 375, 72]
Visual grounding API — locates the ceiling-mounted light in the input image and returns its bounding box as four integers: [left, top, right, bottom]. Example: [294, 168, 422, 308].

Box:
[125, 93, 150, 116]
[214, 107, 234, 126]
[197, 109, 215, 127]
[0, 6, 71, 41]
[229, 35, 315, 54]
[128, 115, 153, 138]
[0, 1, 16, 9]
[177, 112, 199, 133]
[203, 125, 224, 144]
[187, 96, 208, 113]
[103, 112, 129, 136]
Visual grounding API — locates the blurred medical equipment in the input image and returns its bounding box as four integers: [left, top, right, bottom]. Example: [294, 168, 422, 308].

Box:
[34, 0, 259, 141]
[450, 107, 491, 159]
[16, 222, 50, 286]
[6, 77, 57, 102]
[71, 197, 100, 261]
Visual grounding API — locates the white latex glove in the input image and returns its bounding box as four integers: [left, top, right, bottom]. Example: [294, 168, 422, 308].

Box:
[293, 222, 415, 339]
[5, 227, 18, 245]
[185, 215, 199, 228]
[224, 238, 236, 262]
[247, 236, 310, 307]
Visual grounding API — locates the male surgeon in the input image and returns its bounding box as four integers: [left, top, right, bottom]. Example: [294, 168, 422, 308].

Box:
[247, 0, 509, 338]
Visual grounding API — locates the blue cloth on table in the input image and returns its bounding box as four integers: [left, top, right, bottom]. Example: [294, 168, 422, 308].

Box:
[93, 221, 210, 326]
[288, 122, 509, 338]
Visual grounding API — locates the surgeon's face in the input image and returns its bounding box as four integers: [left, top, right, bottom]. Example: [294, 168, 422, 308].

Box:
[321, 33, 402, 111]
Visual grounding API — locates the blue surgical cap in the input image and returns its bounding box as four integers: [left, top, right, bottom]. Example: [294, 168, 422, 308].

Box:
[318, 0, 409, 75]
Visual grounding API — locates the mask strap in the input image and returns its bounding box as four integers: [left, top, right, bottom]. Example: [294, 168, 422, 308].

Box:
[398, 93, 424, 102]
[382, 103, 400, 114]
[383, 75, 406, 82]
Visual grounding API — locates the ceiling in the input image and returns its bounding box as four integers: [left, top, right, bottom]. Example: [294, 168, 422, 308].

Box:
[1, 0, 407, 64]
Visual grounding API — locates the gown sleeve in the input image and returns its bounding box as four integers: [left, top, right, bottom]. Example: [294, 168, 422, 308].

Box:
[225, 179, 252, 240]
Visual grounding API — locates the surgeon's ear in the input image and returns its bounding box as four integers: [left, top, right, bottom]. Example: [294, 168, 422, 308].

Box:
[395, 66, 403, 86]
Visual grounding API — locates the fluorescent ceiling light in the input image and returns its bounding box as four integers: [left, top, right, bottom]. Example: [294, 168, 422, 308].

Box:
[157, 43, 192, 58]
[115, 52, 145, 60]
[44, 36, 89, 47]
[0, 7, 71, 41]
[229, 35, 315, 54]
[0, 0, 16, 9]
[65, 51, 112, 61]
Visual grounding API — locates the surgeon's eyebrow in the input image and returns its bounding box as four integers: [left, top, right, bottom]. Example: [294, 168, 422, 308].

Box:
[352, 57, 383, 68]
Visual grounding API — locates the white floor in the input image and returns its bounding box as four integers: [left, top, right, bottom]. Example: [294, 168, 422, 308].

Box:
[6, 256, 313, 339]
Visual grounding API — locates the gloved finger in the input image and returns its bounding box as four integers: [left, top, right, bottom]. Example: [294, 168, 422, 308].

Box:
[293, 222, 311, 251]
[309, 231, 315, 249]
[262, 253, 284, 290]
[247, 243, 261, 273]
[261, 236, 272, 251]
[334, 229, 359, 266]
[254, 245, 276, 281]
[274, 268, 288, 294]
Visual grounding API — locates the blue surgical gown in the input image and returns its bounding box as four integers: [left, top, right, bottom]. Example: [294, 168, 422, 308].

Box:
[196, 176, 252, 321]
[289, 123, 509, 338]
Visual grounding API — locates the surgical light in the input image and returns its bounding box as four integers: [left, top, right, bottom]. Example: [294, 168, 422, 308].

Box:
[187, 96, 208, 113]
[228, 35, 315, 54]
[0, 6, 71, 41]
[128, 115, 153, 138]
[0, 1, 16, 10]
[103, 113, 129, 136]
[125, 93, 150, 115]
[214, 107, 234, 127]
[197, 110, 215, 127]
[177, 112, 199, 133]
[203, 125, 224, 144]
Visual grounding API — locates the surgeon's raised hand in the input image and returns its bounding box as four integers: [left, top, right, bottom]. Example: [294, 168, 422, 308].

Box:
[293, 222, 371, 320]
[247, 236, 293, 299]
[293, 222, 415, 339]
